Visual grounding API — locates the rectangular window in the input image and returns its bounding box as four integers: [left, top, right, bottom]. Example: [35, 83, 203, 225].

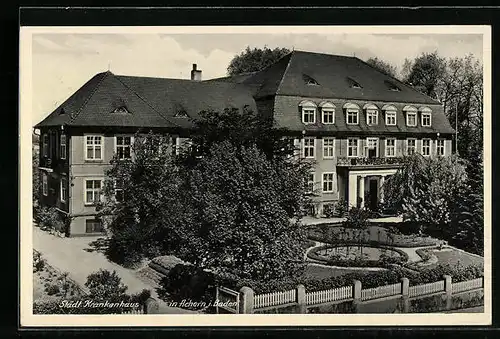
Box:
[42, 134, 48, 157]
[322, 173, 335, 193]
[85, 219, 103, 233]
[366, 137, 379, 158]
[60, 135, 67, 159]
[303, 137, 315, 158]
[322, 138, 335, 159]
[346, 109, 359, 125]
[306, 173, 315, 193]
[60, 176, 67, 202]
[85, 179, 102, 205]
[302, 108, 316, 124]
[406, 112, 417, 127]
[322, 109, 335, 124]
[116, 136, 132, 160]
[422, 113, 432, 127]
[42, 173, 48, 196]
[85, 135, 103, 160]
[422, 139, 431, 156]
[115, 179, 124, 203]
[385, 138, 396, 157]
[366, 110, 378, 125]
[385, 111, 397, 126]
[406, 138, 417, 155]
[437, 139, 445, 156]
[348, 138, 359, 157]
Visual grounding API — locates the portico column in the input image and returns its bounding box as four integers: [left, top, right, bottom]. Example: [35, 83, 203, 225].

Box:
[348, 173, 358, 207]
[379, 175, 386, 203]
[359, 175, 366, 208]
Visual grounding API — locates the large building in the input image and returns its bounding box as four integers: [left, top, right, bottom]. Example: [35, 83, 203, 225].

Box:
[35, 51, 455, 236]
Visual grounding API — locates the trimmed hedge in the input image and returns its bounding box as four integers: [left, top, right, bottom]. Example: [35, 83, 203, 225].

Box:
[307, 244, 409, 268]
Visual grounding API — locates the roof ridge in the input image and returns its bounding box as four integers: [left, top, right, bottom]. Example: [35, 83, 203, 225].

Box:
[113, 75, 182, 128]
[69, 71, 110, 124]
[276, 52, 294, 95]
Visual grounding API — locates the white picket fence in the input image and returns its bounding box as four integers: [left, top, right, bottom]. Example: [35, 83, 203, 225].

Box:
[452, 277, 483, 294]
[254, 289, 297, 309]
[409, 280, 445, 298]
[306, 286, 353, 306]
[361, 282, 402, 301]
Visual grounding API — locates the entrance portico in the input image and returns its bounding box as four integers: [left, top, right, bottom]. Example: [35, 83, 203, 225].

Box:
[347, 169, 397, 209]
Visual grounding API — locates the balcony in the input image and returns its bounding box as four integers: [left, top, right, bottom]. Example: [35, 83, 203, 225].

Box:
[336, 156, 405, 168]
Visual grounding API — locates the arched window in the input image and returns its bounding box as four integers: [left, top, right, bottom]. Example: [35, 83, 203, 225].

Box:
[363, 103, 379, 126]
[419, 106, 432, 127]
[403, 105, 418, 127]
[299, 100, 317, 124]
[319, 101, 336, 124]
[382, 104, 397, 126]
[343, 103, 360, 125]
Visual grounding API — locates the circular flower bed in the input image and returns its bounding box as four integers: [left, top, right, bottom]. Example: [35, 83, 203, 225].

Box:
[307, 244, 409, 268]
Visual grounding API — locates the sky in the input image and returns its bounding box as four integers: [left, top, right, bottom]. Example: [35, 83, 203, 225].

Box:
[29, 30, 485, 126]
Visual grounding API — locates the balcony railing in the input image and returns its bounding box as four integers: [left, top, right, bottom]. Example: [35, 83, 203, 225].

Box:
[336, 156, 405, 167]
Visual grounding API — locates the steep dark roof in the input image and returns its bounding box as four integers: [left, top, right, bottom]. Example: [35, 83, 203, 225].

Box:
[35, 72, 257, 128]
[239, 50, 441, 105]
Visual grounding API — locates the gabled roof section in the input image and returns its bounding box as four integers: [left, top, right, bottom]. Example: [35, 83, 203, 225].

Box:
[245, 50, 441, 105]
[36, 72, 257, 129]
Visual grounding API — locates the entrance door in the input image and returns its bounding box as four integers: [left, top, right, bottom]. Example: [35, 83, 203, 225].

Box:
[369, 179, 378, 210]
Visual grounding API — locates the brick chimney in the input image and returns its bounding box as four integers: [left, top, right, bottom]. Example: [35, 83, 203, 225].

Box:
[191, 64, 202, 81]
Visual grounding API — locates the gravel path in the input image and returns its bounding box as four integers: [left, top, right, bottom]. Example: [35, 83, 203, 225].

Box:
[33, 225, 196, 314]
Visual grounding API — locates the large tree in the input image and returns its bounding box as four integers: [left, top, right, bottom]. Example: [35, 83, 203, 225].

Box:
[366, 57, 398, 78]
[227, 46, 291, 76]
[403, 51, 447, 100]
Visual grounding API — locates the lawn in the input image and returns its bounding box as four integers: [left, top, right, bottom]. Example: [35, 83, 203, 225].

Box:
[307, 225, 440, 248]
[429, 248, 483, 268]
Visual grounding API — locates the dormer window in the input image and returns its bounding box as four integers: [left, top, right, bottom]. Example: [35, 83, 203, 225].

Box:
[384, 80, 401, 92]
[382, 104, 397, 126]
[175, 110, 188, 118]
[299, 100, 317, 125]
[420, 106, 432, 127]
[363, 103, 379, 126]
[59, 108, 66, 115]
[319, 101, 335, 124]
[303, 74, 319, 86]
[403, 105, 418, 127]
[112, 106, 130, 114]
[346, 77, 362, 89]
[343, 103, 360, 125]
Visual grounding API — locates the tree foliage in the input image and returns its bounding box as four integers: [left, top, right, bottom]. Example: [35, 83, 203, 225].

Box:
[227, 46, 291, 76]
[100, 109, 311, 280]
[403, 51, 447, 99]
[366, 57, 398, 78]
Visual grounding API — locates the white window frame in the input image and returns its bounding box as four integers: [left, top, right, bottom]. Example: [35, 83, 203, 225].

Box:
[421, 112, 432, 127]
[42, 172, 48, 196]
[322, 172, 335, 193]
[366, 109, 379, 126]
[60, 134, 67, 160]
[406, 112, 417, 127]
[385, 138, 396, 157]
[60, 175, 67, 202]
[302, 137, 316, 159]
[421, 139, 431, 157]
[306, 173, 315, 194]
[302, 107, 316, 124]
[84, 134, 104, 161]
[346, 109, 359, 125]
[406, 138, 417, 155]
[84, 178, 103, 206]
[347, 138, 360, 158]
[436, 139, 446, 156]
[114, 135, 134, 160]
[385, 111, 397, 126]
[366, 137, 379, 157]
[42, 134, 49, 157]
[321, 108, 335, 124]
[322, 137, 336, 159]
[114, 179, 124, 203]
